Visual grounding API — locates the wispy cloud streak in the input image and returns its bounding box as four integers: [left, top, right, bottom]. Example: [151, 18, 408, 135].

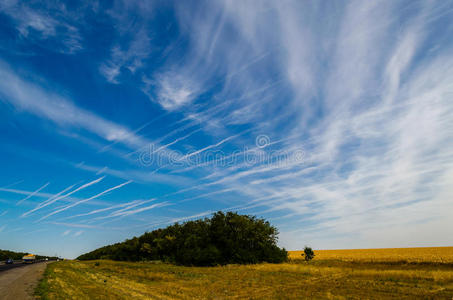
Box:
[63, 200, 145, 220]
[16, 182, 50, 205]
[22, 183, 77, 217]
[39, 180, 132, 221]
[25, 177, 105, 219]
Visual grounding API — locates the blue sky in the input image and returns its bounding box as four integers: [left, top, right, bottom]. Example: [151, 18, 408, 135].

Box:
[1, 0, 453, 258]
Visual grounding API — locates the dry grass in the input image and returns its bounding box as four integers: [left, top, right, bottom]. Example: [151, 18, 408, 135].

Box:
[36, 247, 453, 299]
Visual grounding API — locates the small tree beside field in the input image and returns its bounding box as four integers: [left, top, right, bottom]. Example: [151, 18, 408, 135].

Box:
[303, 246, 315, 261]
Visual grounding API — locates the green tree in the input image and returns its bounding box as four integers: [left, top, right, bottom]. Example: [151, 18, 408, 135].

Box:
[78, 211, 288, 266]
[303, 246, 315, 261]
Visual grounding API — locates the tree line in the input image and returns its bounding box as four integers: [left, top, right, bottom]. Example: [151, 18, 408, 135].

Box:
[0, 249, 27, 260]
[78, 211, 288, 266]
[0, 249, 57, 260]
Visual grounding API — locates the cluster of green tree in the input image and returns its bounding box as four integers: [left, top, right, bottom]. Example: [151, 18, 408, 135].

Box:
[0, 249, 27, 260]
[78, 211, 288, 266]
[0, 249, 57, 260]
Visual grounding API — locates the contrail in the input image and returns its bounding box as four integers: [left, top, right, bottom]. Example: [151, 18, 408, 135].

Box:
[16, 182, 50, 205]
[170, 135, 287, 174]
[64, 199, 145, 220]
[0, 187, 53, 197]
[124, 120, 198, 159]
[48, 222, 107, 229]
[24, 177, 105, 218]
[177, 188, 234, 203]
[53, 176, 105, 202]
[95, 201, 168, 225]
[149, 128, 202, 156]
[151, 129, 251, 175]
[94, 198, 156, 220]
[132, 210, 214, 230]
[180, 128, 253, 161]
[98, 112, 169, 153]
[123, 100, 225, 159]
[39, 180, 132, 221]
[21, 183, 76, 217]
[1, 180, 24, 189]
[181, 133, 243, 160]
[116, 202, 167, 217]
[38, 184, 76, 207]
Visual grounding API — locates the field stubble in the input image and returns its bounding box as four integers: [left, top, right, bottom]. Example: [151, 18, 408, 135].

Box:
[36, 247, 453, 299]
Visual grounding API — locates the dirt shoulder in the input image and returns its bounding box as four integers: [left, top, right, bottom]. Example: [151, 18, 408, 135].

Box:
[0, 262, 49, 300]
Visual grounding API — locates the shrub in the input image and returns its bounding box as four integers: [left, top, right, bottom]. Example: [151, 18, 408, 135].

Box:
[303, 246, 315, 261]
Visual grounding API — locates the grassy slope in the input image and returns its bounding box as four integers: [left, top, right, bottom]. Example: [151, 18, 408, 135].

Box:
[36, 247, 453, 299]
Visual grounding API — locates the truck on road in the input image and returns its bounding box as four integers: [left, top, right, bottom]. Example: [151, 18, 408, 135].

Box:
[22, 254, 36, 263]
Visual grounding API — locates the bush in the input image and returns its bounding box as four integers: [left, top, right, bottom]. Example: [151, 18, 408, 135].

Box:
[303, 246, 315, 261]
[78, 211, 288, 266]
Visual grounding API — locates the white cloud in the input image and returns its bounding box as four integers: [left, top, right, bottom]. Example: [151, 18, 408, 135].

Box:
[143, 72, 200, 111]
[0, 61, 180, 161]
[100, 28, 151, 83]
[0, 0, 83, 53]
[1, 0, 453, 251]
[0, 62, 138, 146]
[147, 0, 453, 249]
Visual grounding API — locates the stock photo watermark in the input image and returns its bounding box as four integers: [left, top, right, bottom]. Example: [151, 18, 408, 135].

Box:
[137, 135, 307, 170]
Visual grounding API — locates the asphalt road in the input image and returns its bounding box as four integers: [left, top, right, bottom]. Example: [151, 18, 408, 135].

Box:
[0, 261, 49, 300]
[0, 261, 45, 272]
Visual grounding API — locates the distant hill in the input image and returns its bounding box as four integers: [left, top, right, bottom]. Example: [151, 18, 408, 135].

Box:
[78, 211, 288, 266]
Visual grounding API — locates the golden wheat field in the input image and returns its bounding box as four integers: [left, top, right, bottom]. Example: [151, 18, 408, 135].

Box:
[289, 246, 453, 263]
[36, 247, 453, 299]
